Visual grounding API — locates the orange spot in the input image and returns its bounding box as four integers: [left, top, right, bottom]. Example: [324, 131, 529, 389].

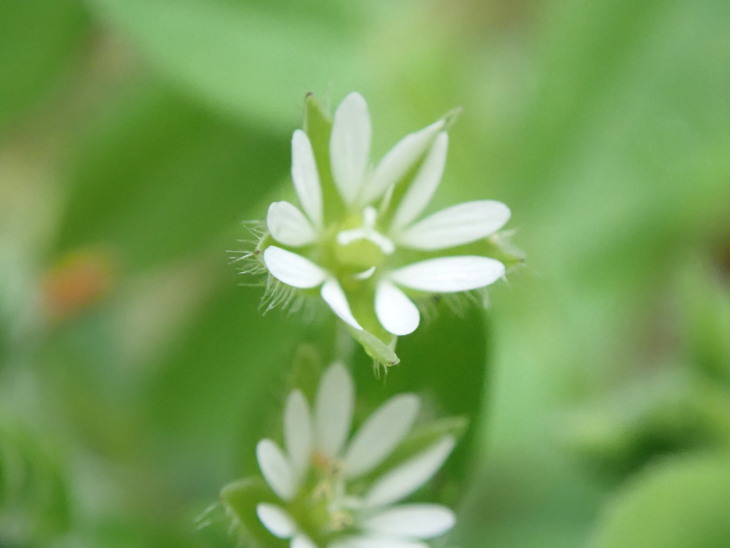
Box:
[42, 248, 116, 321]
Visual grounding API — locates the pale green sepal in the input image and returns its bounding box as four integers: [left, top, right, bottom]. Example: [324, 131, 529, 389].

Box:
[303, 94, 344, 223]
[439, 107, 463, 131]
[345, 324, 400, 367]
[221, 477, 287, 548]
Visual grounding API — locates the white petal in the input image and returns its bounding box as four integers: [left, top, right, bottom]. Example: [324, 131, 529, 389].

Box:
[321, 279, 363, 330]
[395, 200, 511, 250]
[256, 503, 296, 538]
[364, 120, 445, 205]
[389, 132, 449, 231]
[390, 256, 505, 293]
[267, 201, 317, 247]
[314, 362, 354, 457]
[256, 439, 297, 501]
[363, 504, 456, 539]
[330, 537, 428, 548]
[291, 129, 323, 227]
[292, 534, 318, 548]
[264, 246, 327, 289]
[364, 436, 455, 508]
[344, 393, 420, 478]
[374, 281, 420, 336]
[284, 390, 312, 479]
[330, 92, 371, 205]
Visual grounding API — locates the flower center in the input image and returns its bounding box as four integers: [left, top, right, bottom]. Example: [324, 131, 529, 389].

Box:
[333, 206, 394, 271]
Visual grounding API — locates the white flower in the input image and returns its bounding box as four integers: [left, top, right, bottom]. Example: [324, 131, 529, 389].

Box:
[255, 363, 457, 548]
[261, 92, 510, 338]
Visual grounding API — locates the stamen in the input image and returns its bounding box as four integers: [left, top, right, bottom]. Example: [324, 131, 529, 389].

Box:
[336, 206, 395, 254]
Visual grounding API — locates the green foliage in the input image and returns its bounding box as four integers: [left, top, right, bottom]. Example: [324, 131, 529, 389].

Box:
[590, 453, 730, 548]
[55, 82, 287, 269]
[0, 427, 71, 546]
[1, 0, 729, 546]
[0, 0, 89, 130]
[85, 0, 366, 129]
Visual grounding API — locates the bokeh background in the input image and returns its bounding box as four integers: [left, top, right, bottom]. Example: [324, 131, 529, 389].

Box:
[1, 0, 729, 546]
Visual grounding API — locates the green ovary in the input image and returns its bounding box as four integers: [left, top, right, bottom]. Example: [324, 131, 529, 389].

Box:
[333, 238, 386, 271]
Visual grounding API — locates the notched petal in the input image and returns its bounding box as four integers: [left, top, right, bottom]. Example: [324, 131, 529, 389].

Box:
[389, 132, 449, 231]
[363, 504, 456, 539]
[331, 92, 371, 205]
[365, 120, 445, 205]
[267, 201, 317, 247]
[374, 281, 420, 336]
[263, 246, 327, 289]
[256, 439, 297, 501]
[291, 130, 323, 227]
[396, 200, 510, 250]
[345, 393, 421, 478]
[256, 503, 296, 538]
[314, 362, 355, 457]
[390, 256, 505, 293]
[284, 390, 312, 479]
[364, 436, 456, 508]
[321, 279, 363, 330]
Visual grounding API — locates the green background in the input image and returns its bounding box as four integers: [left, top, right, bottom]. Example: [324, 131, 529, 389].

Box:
[1, 0, 729, 546]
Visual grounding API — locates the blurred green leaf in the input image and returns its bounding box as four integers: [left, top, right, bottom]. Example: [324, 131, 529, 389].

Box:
[351, 303, 492, 502]
[85, 0, 367, 129]
[590, 453, 730, 548]
[0, 426, 71, 546]
[0, 0, 88, 130]
[143, 277, 309, 490]
[56, 81, 287, 270]
[680, 256, 730, 385]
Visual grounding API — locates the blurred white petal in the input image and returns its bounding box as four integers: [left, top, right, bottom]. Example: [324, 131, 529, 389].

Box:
[389, 132, 449, 231]
[267, 201, 317, 247]
[364, 504, 456, 539]
[321, 279, 363, 330]
[256, 504, 295, 538]
[390, 256, 505, 293]
[364, 121, 444, 205]
[291, 129, 323, 227]
[330, 537, 428, 548]
[364, 436, 455, 508]
[345, 393, 420, 478]
[292, 534, 318, 548]
[314, 362, 354, 457]
[331, 92, 371, 205]
[256, 439, 297, 501]
[263, 246, 327, 289]
[374, 281, 420, 336]
[284, 390, 312, 479]
[396, 200, 510, 250]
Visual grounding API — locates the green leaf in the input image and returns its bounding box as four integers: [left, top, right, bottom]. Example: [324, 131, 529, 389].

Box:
[86, 0, 365, 130]
[590, 453, 730, 548]
[351, 302, 491, 500]
[0, 0, 88, 130]
[303, 93, 347, 228]
[144, 277, 309, 485]
[55, 81, 287, 270]
[679, 257, 730, 386]
[0, 426, 72, 546]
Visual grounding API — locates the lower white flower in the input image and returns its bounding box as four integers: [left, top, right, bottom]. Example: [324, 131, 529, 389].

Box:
[255, 363, 457, 547]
